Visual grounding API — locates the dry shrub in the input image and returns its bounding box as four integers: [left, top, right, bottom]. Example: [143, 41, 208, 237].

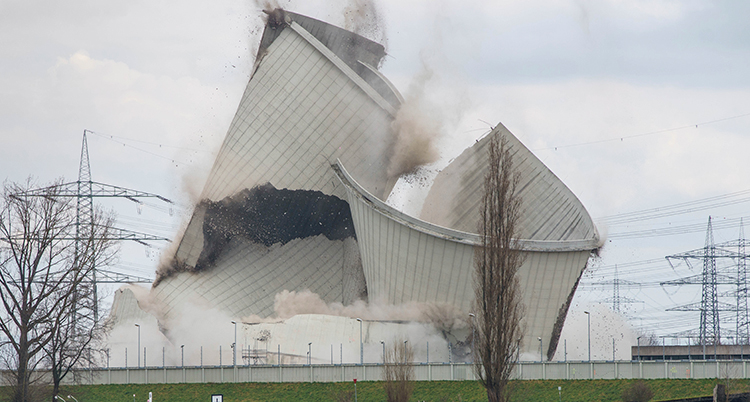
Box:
[622, 380, 654, 402]
[383, 339, 414, 402]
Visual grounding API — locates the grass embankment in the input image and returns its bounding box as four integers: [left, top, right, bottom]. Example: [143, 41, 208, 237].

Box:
[44, 378, 745, 402]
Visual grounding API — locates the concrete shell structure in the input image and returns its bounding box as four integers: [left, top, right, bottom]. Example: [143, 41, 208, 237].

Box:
[334, 122, 599, 359]
[152, 11, 403, 320]
[135, 10, 600, 360]
[420, 122, 598, 244]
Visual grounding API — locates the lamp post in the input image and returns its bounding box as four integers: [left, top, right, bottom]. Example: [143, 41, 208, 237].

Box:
[181, 345, 184, 367]
[637, 336, 642, 361]
[468, 313, 476, 363]
[404, 340, 408, 363]
[380, 340, 385, 364]
[584, 311, 591, 361]
[538, 337, 543, 362]
[134, 323, 141, 368]
[231, 321, 237, 368]
[356, 318, 363, 365]
[308, 342, 312, 366]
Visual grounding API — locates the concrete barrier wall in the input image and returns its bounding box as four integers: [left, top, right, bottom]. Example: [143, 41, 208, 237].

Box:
[45, 360, 750, 385]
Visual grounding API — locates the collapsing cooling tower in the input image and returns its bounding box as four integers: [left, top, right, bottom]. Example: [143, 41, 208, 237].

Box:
[145, 9, 599, 359]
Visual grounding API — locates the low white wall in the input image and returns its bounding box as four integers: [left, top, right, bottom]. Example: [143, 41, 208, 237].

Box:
[40, 360, 750, 385]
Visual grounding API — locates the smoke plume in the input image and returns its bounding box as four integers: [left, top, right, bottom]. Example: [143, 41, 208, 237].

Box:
[386, 62, 442, 179]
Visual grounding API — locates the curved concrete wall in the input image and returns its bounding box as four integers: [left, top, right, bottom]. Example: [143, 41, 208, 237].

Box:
[334, 161, 591, 357]
[420, 123, 599, 244]
[173, 18, 401, 268]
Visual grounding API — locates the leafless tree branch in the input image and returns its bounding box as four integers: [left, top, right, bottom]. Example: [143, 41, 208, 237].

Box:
[0, 179, 116, 402]
[383, 339, 414, 402]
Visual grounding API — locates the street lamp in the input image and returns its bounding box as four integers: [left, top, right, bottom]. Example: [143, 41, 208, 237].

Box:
[468, 313, 476, 363]
[637, 336, 642, 361]
[584, 311, 591, 361]
[134, 323, 141, 368]
[380, 340, 385, 364]
[308, 342, 312, 366]
[404, 340, 408, 364]
[181, 345, 184, 367]
[356, 318, 363, 365]
[538, 337, 543, 362]
[231, 320, 237, 368]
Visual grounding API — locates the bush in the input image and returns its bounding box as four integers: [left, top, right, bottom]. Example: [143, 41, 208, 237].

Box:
[622, 380, 654, 402]
[330, 388, 354, 402]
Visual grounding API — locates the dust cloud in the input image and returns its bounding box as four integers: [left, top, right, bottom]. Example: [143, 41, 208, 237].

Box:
[106, 286, 471, 366]
[105, 285, 238, 367]
[386, 62, 442, 180]
[343, 0, 387, 52]
[243, 289, 468, 334]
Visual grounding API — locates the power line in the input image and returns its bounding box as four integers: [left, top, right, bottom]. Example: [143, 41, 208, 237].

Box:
[534, 112, 750, 152]
[86, 130, 195, 167]
[87, 130, 210, 153]
[608, 215, 750, 239]
[597, 189, 750, 225]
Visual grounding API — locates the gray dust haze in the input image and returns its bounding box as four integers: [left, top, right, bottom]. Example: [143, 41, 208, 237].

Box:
[243, 289, 467, 335]
[343, 0, 388, 53]
[386, 61, 443, 179]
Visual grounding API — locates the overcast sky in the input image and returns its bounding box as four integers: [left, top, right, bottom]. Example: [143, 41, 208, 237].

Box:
[1, 0, 749, 346]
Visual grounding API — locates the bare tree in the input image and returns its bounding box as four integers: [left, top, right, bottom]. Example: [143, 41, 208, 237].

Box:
[472, 133, 526, 402]
[45, 222, 113, 400]
[383, 339, 414, 402]
[621, 380, 654, 402]
[0, 179, 116, 402]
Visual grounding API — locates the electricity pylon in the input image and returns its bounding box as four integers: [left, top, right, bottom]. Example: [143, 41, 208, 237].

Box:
[14, 130, 172, 320]
[598, 265, 644, 315]
[664, 217, 747, 345]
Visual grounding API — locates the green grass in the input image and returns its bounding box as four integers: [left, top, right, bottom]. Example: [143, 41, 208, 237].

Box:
[37, 378, 746, 402]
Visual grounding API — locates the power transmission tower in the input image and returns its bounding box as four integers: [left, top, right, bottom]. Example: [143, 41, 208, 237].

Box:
[664, 216, 746, 346]
[598, 265, 643, 315]
[700, 216, 718, 345]
[739, 220, 748, 343]
[715, 219, 750, 343]
[14, 130, 172, 320]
